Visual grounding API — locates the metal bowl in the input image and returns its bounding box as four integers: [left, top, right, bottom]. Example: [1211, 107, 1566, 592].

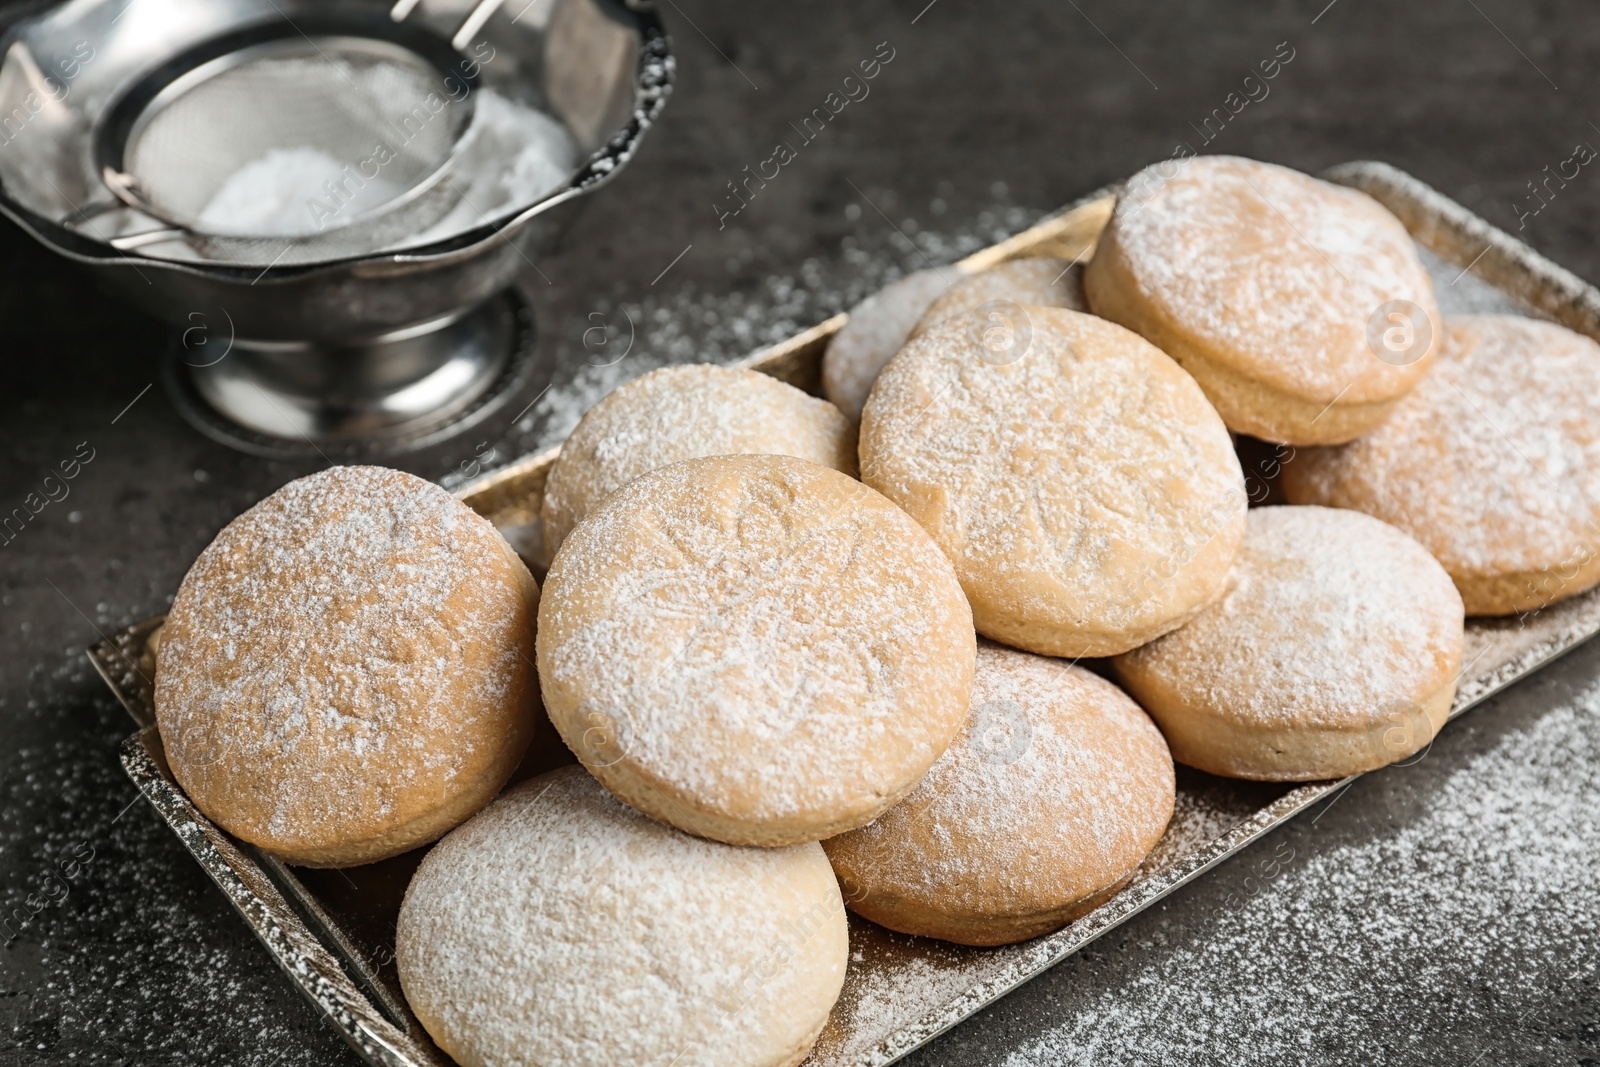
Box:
[0, 0, 672, 454]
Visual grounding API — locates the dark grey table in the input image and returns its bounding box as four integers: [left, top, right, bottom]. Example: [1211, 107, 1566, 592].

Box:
[2, 1, 1597, 1064]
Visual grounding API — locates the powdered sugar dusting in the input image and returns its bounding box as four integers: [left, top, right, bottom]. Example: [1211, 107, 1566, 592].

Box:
[1283, 315, 1600, 579]
[860, 308, 1245, 650]
[396, 766, 847, 1067]
[154, 466, 535, 857]
[825, 644, 1173, 933]
[1117, 506, 1463, 728]
[824, 269, 955, 422]
[537, 454, 975, 831]
[1106, 155, 1438, 403]
[541, 363, 856, 561]
[916, 257, 1087, 335]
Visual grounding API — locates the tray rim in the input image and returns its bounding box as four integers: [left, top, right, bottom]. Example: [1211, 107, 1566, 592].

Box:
[93, 158, 1600, 1067]
[115, 727, 445, 1066]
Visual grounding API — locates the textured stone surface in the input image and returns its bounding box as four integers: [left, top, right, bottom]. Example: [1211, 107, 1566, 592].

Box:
[2, 0, 1597, 1063]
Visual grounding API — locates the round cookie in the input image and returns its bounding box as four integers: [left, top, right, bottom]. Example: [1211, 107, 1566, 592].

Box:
[823, 268, 954, 421]
[154, 466, 539, 867]
[536, 453, 976, 847]
[823, 643, 1174, 946]
[1282, 314, 1600, 616]
[911, 256, 1087, 338]
[398, 766, 848, 1067]
[541, 364, 856, 562]
[1084, 155, 1440, 445]
[859, 306, 1246, 658]
[1112, 505, 1465, 781]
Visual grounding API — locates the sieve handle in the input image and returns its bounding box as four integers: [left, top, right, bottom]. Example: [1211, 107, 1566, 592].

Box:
[389, 0, 509, 48]
[392, 0, 550, 47]
[451, 0, 509, 49]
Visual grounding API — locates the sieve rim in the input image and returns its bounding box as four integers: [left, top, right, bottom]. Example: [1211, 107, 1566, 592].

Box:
[94, 17, 481, 240]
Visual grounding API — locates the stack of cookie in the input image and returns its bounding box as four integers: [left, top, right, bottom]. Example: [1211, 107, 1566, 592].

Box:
[149, 155, 1600, 1067]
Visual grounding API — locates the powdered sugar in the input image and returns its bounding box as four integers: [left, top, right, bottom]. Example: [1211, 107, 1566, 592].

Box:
[396, 766, 847, 1067]
[1283, 315, 1600, 580]
[153, 466, 535, 858]
[541, 363, 855, 562]
[1105, 155, 1438, 403]
[398, 89, 578, 250]
[1117, 506, 1463, 729]
[197, 148, 404, 236]
[536, 454, 974, 836]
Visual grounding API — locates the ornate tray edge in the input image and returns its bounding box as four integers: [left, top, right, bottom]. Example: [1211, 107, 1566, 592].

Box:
[117, 729, 446, 1066]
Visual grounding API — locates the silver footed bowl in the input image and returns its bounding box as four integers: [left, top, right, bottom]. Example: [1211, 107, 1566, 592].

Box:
[0, 0, 672, 454]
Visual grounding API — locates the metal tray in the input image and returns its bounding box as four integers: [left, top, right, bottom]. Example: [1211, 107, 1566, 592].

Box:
[92, 161, 1600, 1067]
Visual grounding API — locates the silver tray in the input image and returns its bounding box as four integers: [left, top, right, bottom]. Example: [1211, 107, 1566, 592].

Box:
[92, 161, 1600, 1067]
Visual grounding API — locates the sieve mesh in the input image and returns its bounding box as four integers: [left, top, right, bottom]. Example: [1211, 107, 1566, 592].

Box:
[121, 36, 473, 247]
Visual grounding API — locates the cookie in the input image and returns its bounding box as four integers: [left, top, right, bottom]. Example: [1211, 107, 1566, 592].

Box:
[823, 643, 1173, 946]
[1282, 314, 1600, 616]
[397, 766, 848, 1067]
[1112, 505, 1465, 781]
[859, 307, 1246, 658]
[536, 454, 976, 846]
[541, 364, 855, 562]
[1085, 155, 1440, 444]
[154, 466, 539, 867]
[912, 256, 1087, 337]
[823, 268, 954, 421]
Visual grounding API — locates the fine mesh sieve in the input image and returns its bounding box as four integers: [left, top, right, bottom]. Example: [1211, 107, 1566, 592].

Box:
[99, 32, 479, 261]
